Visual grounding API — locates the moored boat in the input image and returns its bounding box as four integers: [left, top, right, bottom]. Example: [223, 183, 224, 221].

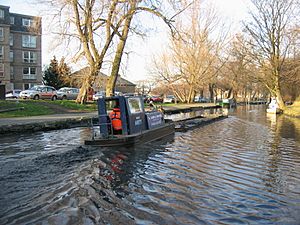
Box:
[216, 98, 236, 108]
[266, 107, 281, 114]
[85, 95, 175, 146]
[266, 98, 282, 114]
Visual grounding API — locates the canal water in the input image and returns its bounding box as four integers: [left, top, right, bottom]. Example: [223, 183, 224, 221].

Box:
[0, 105, 300, 225]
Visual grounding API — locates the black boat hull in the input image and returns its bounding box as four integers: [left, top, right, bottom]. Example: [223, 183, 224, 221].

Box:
[85, 122, 175, 147]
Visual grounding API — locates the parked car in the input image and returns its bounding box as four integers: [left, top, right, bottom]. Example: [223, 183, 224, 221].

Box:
[5, 89, 22, 99]
[57, 87, 79, 100]
[150, 95, 163, 103]
[143, 95, 150, 103]
[114, 91, 123, 96]
[123, 93, 135, 97]
[163, 95, 176, 103]
[19, 85, 58, 100]
[93, 91, 106, 101]
[194, 96, 209, 103]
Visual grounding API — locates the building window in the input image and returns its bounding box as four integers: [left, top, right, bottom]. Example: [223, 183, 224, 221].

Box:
[10, 66, 14, 79]
[23, 67, 36, 79]
[0, 27, 3, 41]
[9, 33, 13, 46]
[23, 51, 37, 63]
[22, 18, 34, 27]
[10, 51, 13, 62]
[22, 35, 37, 48]
[0, 64, 4, 77]
[0, 46, 3, 60]
[10, 16, 14, 24]
[0, 9, 4, 19]
[24, 83, 35, 90]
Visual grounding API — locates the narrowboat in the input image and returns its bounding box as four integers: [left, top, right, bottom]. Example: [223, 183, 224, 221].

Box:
[84, 95, 175, 146]
[217, 98, 237, 108]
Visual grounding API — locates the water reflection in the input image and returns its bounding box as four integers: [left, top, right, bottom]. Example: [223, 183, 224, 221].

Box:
[0, 106, 300, 224]
[266, 113, 277, 129]
[264, 113, 300, 206]
[278, 116, 300, 143]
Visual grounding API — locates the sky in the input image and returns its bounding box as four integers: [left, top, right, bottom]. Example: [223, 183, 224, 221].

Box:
[2, 0, 250, 83]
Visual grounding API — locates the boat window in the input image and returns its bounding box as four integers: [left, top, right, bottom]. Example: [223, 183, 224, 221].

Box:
[106, 100, 118, 110]
[128, 97, 142, 114]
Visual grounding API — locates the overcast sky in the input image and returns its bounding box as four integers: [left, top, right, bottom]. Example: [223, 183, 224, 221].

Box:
[2, 0, 250, 83]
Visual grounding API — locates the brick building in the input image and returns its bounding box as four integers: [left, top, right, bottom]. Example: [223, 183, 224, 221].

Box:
[0, 5, 42, 92]
[72, 67, 136, 94]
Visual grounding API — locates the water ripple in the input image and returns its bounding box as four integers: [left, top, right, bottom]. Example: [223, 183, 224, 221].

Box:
[1, 106, 300, 224]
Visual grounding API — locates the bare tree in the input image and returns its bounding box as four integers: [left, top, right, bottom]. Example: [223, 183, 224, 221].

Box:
[224, 34, 269, 102]
[41, 0, 187, 103]
[49, 0, 123, 103]
[243, 0, 300, 109]
[105, 1, 194, 97]
[280, 27, 300, 101]
[152, 1, 227, 103]
[135, 79, 155, 95]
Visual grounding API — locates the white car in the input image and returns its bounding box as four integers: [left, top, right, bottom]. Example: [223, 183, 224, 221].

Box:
[93, 91, 106, 101]
[5, 89, 22, 99]
[57, 87, 79, 100]
[194, 96, 209, 103]
[163, 95, 176, 103]
[19, 85, 58, 100]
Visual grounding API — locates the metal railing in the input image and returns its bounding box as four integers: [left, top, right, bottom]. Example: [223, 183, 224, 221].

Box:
[91, 114, 112, 140]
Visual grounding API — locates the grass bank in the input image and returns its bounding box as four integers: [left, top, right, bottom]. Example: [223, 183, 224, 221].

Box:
[284, 100, 300, 118]
[0, 100, 53, 118]
[0, 100, 97, 118]
[0, 100, 215, 118]
[50, 100, 97, 111]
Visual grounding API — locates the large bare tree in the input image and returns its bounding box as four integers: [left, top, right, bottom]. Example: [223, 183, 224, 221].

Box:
[152, 1, 226, 103]
[46, 0, 125, 103]
[105, 0, 193, 97]
[42, 0, 186, 103]
[243, 0, 300, 109]
[224, 34, 269, 101]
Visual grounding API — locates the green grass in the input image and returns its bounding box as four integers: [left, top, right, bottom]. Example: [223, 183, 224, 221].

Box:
[51, 100, 97, 111]
[0, 100, 97, 118]
[284, 100, 300, 117]
[0, 99, 210, 118]
[0, 100, 54, 118]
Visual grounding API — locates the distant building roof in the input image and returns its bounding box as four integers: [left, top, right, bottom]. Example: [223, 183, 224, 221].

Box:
[72, 67, 136, 88]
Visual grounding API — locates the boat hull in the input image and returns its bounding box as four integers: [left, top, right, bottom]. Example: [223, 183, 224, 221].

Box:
[85, 122, 175, 147]
[266, 108, 281, 114]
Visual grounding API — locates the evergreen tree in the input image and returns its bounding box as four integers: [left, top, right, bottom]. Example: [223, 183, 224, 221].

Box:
[43, 56, 62, 89]
[43, 56, 72, 89]
[58, 57, 72, 87]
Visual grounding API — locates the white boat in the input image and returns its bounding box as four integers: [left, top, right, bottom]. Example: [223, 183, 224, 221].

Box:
[266, 107, 281, 114]
[266, 98, 281, 114]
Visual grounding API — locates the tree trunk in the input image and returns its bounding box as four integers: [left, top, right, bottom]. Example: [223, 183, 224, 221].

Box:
[106, 3, 135, 96]
[233, 90, 237, 100]
[251, 91, 257, 101]
[76, 77, 91, 104]
[275, 86, 285, 110]
[200, 89, 204, 98]
[187, 86, 196, 103]
[209, 83, 215, 102]
[76, 66, 98, 104]
[227, 88, 233, 99]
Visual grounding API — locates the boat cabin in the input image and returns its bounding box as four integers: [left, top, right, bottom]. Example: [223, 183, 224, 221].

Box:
[97, 96, 166, 138]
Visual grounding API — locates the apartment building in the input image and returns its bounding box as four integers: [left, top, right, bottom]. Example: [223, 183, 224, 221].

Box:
[0, 5, 42, 92]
